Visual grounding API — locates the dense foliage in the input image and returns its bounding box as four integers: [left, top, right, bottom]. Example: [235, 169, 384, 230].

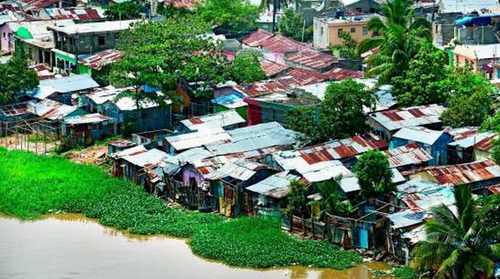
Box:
[287, 79, 375, 143]
[390, 43, 449, 106]
[0, 148, 361, 269]
[230, 50, 266, 84]
[360, 0, 431, 83]
[196, 0, 260, 34]
[353, 151, 394, 198]
[278, 9, 312, 42]
[0, 55, 38, 105]
[440, 67, 494, 127]
[286, 180, 308, 216]
[413, 185, 500, 278]
[105, 1, 143, 20]
[331, 31, 360, 59]
[111, 17, 229, 101]
[481, 113, 500, 164]
[316, 178, 355, 216]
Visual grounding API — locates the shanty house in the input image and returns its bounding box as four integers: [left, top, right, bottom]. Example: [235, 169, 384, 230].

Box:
[368, 104, 446, 141]
[114, 147, 169, 188]
[246, 171, 301, 217]
[62, 113, 115, 145]
[82, 86, 172, 133]
[390, 127, 452, 165]
[448, 128, 496, 164]
[33, 74, 99, 105]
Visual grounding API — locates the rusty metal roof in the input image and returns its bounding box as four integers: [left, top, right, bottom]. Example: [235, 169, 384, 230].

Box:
[323, 67, 364, 80]
[241, 68, 327, 97]
[260, 59, 289, 77]
[286, 50, 337, 71]
[386, 143, 432, 169]
[413, 160, 500, 186]
[369, 104, 446, 132]
[79, 49, 123, 70]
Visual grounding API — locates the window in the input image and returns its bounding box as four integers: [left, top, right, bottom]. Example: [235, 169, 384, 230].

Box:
[320, 27, 324, 36]
[363, 27, 368, 36]
[350, 27, 356, 33]
[98, 36, 105, 46]
[337, 28, 343, 36]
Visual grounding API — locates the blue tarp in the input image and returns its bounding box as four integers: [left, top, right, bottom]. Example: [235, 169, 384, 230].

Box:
[456, 16, 492, 26]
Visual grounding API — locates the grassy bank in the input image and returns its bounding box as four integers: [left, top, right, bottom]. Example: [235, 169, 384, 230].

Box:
[0, 148, 362, 269]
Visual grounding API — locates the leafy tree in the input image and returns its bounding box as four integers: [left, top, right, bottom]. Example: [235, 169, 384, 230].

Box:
[413, 185, 500, 279]
[319, 79, 375, 139]
[278, 9, 311, 42]
[286, 79, 375, 143]
[0, 55, 38, 105]
[360, 0, 431, 83]
[440, 90, 493, 128]
[111, 16, 229, 103]
[331, 31, 360, 59]
[286, 180, 308, 217]
[316, 178, 355, 217]
[231, 50, 266, 84]
[353, 150, 393, 198]
[390, 42, 449, 106]
[197, 0, 260, 34]
[157, 2, 193, 17]
[439, 68, 494, 127]
[105, 1, 143, 20]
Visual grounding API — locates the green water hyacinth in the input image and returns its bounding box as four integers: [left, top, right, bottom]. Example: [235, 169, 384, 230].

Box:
[0, 148, 361, 269]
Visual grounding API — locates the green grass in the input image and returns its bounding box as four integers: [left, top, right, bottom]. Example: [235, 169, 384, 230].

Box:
[0, 148, 362, 269]
[392, 266, 417, 279]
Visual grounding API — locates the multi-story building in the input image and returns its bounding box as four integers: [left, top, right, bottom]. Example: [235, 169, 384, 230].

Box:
[313, 13, 380, 50]
[47, 20, 137, 74]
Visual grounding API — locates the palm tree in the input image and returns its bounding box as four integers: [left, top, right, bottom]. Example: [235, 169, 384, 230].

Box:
[413, 185, 500, 279]
[359, 0, 431, 83]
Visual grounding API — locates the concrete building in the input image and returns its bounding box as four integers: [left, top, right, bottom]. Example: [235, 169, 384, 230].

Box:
[451, 43, 500, 86]
[313, 14, 380, 49]
[47, 20, 137, 74]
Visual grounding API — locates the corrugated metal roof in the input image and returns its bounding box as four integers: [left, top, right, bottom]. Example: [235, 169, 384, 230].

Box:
[386, 143, 432, 168]
[369, 104, 446, 132]
[397, 180, 455, 212]
[86, 86, 162, 111]
[180, 110, 245, 132]
[393, 127, 445, 145]
[79, 49, 122, 70]
[205, 122, 299, 156]
[242, 29, 337, 70]
[298, 133, 387, 162]
[43, 7, 103, 20]
[413, 159, 500, 186]
[166, 128, 231, 152]
[261, 59, 289, 77]
[112, 145, 147, 159]
[323, 67, 363, 80]
[246, 172, 300, 199]
[240, 68, 327, 97]
[448, 131, 496, 149]
[286, 50, 337, 70]
[35, 75, 99, 99]
[64, 113, 112, 125]
[27, 99, 78, 120]
[439, 0, 499, 14]
[123, 148, 169, 167]
[388, 210, 427, 229]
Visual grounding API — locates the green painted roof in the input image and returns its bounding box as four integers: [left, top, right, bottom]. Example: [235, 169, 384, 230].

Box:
[16, 27, 33, 39]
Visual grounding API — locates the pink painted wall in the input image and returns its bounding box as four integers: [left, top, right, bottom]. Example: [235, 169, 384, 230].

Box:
[0, 23, 17, 54]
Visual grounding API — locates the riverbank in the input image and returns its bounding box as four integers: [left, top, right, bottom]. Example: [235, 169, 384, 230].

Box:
[0, 148, 362, 270]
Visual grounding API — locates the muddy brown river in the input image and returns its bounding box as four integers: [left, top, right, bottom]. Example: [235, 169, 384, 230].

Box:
[0, 214, 392, 279]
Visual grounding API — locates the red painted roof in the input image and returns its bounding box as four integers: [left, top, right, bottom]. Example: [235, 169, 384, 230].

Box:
[475, 136, 496, 151]
[286, 50, 337, 71]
